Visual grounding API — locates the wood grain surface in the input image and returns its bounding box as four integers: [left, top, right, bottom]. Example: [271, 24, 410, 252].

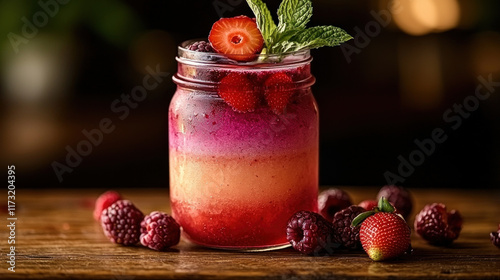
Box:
[1, 187, 499, 279]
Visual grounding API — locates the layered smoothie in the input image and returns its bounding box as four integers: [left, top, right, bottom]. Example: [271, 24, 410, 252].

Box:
[170, 62, 318, 249]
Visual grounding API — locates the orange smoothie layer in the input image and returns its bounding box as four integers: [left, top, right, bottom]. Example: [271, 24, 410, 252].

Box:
[170, 147, 318, 248]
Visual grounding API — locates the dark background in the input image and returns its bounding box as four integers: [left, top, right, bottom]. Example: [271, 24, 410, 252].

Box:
[1, 0, 499, 189]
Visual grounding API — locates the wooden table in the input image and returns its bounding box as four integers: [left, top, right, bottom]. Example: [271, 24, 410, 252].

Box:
[1, 187, 499, 279]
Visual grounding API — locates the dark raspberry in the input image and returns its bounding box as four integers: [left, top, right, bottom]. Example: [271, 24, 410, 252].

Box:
[414, 203, 463, 245]
[93, 190, 122, 221]
[331, 205, 366, 250]
[318, 188, 352, 221]
[358, 200, 378, 211]
[140, 211, 181, 251]
[101, 200, 144, 246]
[491, 225, 500, 248]
[286, 210, 337, 255]
[377, 185, 413, 219]
[187, 41, 214, 52]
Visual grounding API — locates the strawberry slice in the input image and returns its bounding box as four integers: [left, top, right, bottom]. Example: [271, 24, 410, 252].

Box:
[208, 15, 264, 62]
[218, 73, 260, 112]
[264, 72, 295, 114]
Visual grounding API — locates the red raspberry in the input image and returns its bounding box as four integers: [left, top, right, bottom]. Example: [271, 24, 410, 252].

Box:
[414, 203, 463, 245]
[101, 200, 144, 246]
[286, 210, 337, 255]
[331, 205, 366, 250]
[491, 224, 500, 248]
[187, 41, 215, 52]
[358, 200, 378, 211]
[93, 190, 122, 221]
[318, 188, 352, 221]
[140, 211, 181, 251]
[377, 185, 413, 219]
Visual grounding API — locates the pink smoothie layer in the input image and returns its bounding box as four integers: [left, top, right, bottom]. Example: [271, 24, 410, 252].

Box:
[169, 87, 318, 156]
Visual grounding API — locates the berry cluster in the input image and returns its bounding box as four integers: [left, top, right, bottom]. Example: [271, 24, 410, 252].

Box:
[94, 191, 180, 251]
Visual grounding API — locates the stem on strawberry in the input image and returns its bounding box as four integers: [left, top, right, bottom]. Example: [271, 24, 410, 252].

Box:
[351, 196, 396, 227]
[378, 197, 395, 213]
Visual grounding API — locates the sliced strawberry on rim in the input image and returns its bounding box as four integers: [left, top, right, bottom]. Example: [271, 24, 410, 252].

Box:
[208, 15, 264, 62]
[264, 72, 295, 114]
[218, 72, 260, 112]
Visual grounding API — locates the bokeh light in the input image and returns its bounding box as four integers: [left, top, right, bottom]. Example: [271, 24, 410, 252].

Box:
[392, 0, 461, 36]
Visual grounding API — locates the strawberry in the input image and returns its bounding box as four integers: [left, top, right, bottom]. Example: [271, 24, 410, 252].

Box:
[264, 72, 295, 114]
[352, 197, 411, 261]
[218, 72, 260, 112]
[208, 15, 264, 62]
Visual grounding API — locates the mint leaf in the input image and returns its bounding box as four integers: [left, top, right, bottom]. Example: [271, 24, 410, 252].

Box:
[244, 0, 352, 55]
[270, 26, 352, 53]
[246, 0, 277, 47]
[277, 0, 312, 32]
[290, 26, 353, 49]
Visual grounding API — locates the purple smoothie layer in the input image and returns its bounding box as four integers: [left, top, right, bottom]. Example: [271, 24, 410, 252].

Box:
[169, 87, 317, 156]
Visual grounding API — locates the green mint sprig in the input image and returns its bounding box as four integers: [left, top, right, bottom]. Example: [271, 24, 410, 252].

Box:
[246, 0, 352, 54]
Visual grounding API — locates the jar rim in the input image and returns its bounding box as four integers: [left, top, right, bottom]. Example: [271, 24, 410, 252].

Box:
[177, 38, 311, 67]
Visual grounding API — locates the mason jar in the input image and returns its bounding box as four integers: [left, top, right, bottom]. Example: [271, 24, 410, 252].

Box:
[169, 40, 318, 251]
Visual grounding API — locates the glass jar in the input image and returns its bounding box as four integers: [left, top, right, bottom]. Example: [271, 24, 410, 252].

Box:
[169, 40, 318, 251]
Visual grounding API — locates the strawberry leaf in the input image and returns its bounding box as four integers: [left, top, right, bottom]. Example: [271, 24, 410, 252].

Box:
[378, 197, 395, 213]
[351, 210, 377, 227]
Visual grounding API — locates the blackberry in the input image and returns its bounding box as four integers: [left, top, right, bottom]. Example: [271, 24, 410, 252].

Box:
[331, 205, 366, 250]
[414, 203, 463, 245]
[318, 188, 352, 221]
[187, 41, 214, 52]
[286, 210, 337, 255]
[101, 200, 144, 246]
[491, 225, 500, 248]
[377, 185, 413, 219]
[93, 190, 122, 221]
[140, 211, 181, 251]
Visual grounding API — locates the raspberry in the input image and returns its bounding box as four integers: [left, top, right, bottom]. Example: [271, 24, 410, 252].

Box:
[101, 200, 144, 246]
[491, 225, 500, 248]
[140, 211, 181, 251]
[331, 205, 366, 250]
[377, 185, 413, 219]
[318, 188, 352, 221]
[358, 200, 378, 211]
[187, 41, 214, 52]
[414, 203, 463, 245]
[93, 190, 122, 221]
[286, 210, 337, 255]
